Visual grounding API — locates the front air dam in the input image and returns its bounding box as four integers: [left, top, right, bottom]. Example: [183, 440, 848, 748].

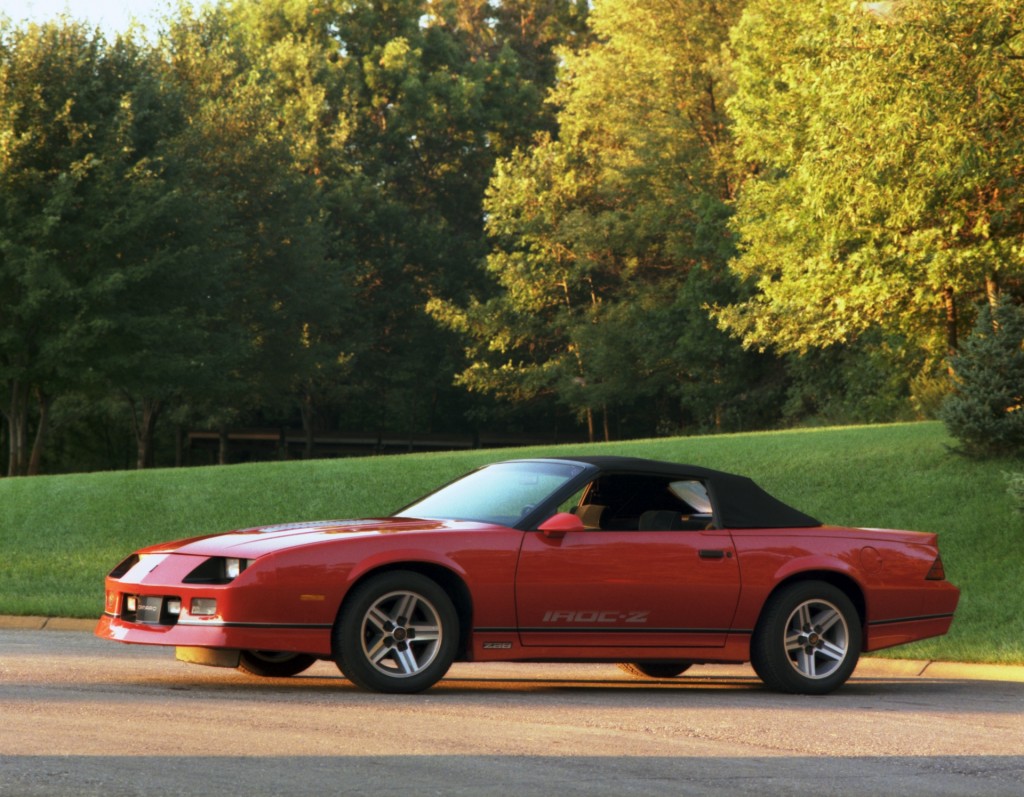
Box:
[176, 646, 242, 668]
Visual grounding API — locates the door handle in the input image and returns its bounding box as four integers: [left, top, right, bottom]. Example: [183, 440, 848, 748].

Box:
[698, 549, 730, 560]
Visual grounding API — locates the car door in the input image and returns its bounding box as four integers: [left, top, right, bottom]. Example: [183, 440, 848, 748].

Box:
[514, 522, 741, 648]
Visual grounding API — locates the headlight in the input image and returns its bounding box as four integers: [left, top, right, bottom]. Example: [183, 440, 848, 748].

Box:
[183, 557, 255, 584]
[224, 558, 247, 580]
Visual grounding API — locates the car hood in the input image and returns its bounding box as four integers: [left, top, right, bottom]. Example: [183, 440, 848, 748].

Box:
[141, 517, 486, 559]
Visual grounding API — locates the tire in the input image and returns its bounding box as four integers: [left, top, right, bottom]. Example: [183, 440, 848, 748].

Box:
[751, 581, 862, 695]
[238, 650, 318, 678]
[618, 662, 692, 679]
[334, 570, 459, 693]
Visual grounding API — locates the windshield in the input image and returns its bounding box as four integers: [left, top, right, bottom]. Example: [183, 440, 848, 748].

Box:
[396, 460, 586, 527]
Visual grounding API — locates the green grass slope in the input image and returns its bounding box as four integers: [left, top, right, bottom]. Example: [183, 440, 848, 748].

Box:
[1, 421, 1020, 663]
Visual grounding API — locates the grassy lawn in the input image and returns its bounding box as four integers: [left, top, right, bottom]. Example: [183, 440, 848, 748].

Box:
[1, 421, 1021, 664]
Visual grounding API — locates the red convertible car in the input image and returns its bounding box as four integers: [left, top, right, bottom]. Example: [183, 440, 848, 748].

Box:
[96, 456, 959, 694]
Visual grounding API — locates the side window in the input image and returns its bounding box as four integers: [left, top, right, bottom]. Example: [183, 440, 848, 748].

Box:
[559, 486, 588, 514]
[567, 474, 715, 531]
[668, 480, 712, 514]
[564, 484, 604, 529]
[658, 480, 714, 530]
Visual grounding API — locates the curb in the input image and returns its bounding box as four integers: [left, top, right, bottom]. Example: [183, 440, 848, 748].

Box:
[3, 615, 1023, 683]
[851, 655, 1024, 683]
[1, 615, 97, 632]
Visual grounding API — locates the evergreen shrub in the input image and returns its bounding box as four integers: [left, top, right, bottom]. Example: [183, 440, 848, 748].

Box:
[939, 299, 1024, 457]
[1006, 472, 1024, 515]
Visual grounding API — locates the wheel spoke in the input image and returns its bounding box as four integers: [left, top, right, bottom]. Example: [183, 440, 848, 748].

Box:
[366, 606, 392, 633]
[815, 607, 842, 634]
[408, 622, 440, 642]
[819, 639, 847, 662]
[394, 593, 418, 622]
[393, 645, 420, 675]
[796, 648, 816, 677]
[365, 637, 391, 665]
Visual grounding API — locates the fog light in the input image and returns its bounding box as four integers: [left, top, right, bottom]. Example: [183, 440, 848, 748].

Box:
[191, 598, 218, 616]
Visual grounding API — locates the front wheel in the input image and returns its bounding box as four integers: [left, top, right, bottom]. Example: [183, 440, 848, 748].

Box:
[334, 571, 459, 693]
[751, 581, 862, 695]
[238, 650, 318, 677]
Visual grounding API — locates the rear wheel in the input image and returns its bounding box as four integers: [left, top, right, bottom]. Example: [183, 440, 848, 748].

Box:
[751, 581, 861, 695]
[238, 650, 317, 678]
[618, 662, 692, 679]
[334, 571, 458, 693]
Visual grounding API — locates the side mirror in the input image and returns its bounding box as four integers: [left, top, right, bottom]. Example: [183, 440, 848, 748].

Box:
[537, 512, 585, 538]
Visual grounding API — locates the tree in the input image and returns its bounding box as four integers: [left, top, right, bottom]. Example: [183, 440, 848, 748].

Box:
[0, 21, 226, 472]
[216, 0, 587, 441]
[940, 298, 1024, 457]
[432, 0, 769, 439]
[720, 0, 1024, 361]
[0, 19, 100, 475]
[0, 0, 593, 473]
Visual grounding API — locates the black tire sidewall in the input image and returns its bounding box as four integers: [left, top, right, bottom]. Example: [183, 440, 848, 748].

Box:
[751, 580, 862, 695]
[238, 650, 318, 678]
[618, 662, 692, 679]
[334, 570, 458, 693]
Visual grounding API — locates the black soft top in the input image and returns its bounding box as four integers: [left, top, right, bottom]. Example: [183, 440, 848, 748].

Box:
[554, 455, 822, 529]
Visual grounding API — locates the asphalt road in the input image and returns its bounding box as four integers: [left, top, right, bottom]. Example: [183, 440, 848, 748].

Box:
[1, 628, 1022, 797]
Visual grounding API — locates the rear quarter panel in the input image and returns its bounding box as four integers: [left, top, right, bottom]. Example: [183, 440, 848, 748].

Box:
[729, 526, 957, 648]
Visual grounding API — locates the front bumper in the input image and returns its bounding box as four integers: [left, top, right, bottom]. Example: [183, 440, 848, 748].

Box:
[97, 554, 337, 656]
[95, 611, 334, 656]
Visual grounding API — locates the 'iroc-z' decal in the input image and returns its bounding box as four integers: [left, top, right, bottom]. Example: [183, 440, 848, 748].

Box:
[542, 610, 650, 624]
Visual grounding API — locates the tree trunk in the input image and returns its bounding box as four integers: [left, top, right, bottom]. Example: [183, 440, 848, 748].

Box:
[300, 392, 315, 459]
[986, 273, 1000, 311]
[986, 274, 1000, 331]
[943, 287, 958, 357]
[174, 425, 185, 468]
[218, 426, 230, 465]
[6, 381, 29, 477]
[135, 398, 161, 469]
[26, 389, 50, 476]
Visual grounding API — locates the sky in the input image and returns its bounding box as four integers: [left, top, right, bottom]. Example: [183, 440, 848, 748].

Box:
[0, 0, 173, 37]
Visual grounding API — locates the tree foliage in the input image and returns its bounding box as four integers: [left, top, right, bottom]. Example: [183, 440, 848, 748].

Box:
[4, 0, 1024, 473]
[721, 0, 1024, 358]
[0, 20, 236, 472]
[0, 1, 586, 472]
[431, 0, 778, 439]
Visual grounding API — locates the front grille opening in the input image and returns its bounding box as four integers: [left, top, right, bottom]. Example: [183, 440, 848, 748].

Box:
[122, 595, 181, 626]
